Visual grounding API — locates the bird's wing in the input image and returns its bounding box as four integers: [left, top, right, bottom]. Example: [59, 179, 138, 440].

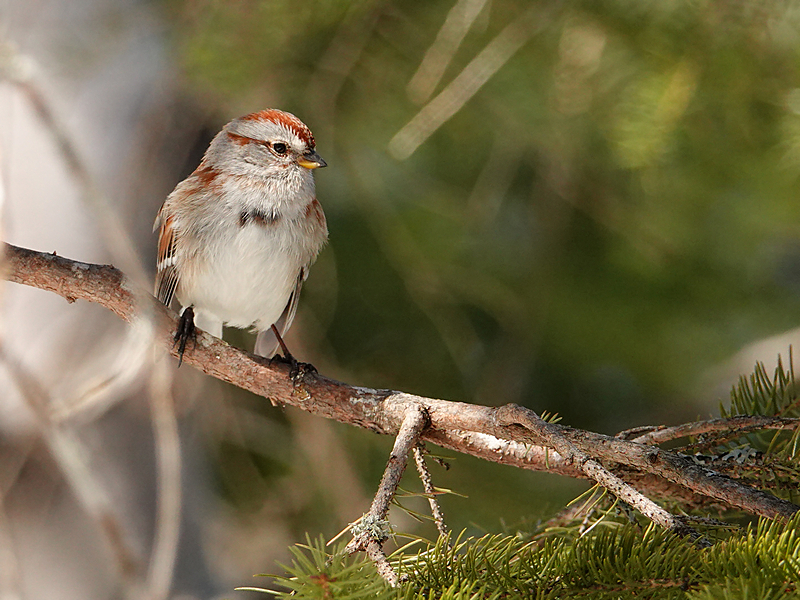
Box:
[154, 209, 180, 307]
[254, 267, 306, 358]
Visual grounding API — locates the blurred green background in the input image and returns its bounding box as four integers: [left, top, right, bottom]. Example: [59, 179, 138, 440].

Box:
[9, 1, 800, 597]
[152, 0, 800, 546]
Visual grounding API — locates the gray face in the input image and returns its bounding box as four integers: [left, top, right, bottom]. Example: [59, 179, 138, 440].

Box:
[207, 113, 323, 185]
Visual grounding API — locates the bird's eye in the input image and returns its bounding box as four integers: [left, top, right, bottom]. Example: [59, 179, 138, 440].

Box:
[271, 142, 288, 155]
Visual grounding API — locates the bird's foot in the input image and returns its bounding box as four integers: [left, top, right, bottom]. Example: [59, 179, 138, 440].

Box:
[174, 306, 196, 366]
[289, 359, 317, 384]
[268, 323, 316, 383]
[269, 351, 317, 384]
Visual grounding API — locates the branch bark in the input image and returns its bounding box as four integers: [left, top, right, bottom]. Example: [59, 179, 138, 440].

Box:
[4, 242, 800, 525]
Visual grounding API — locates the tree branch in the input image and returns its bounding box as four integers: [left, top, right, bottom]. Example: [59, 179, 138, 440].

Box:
[4, 242, 800, 527]
[346, 406, 428, 585]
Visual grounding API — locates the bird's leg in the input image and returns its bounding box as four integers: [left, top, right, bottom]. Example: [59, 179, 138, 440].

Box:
[271, 323, 295, 365]
[174, 306, 196, 366]
[270, 324, 316, 382]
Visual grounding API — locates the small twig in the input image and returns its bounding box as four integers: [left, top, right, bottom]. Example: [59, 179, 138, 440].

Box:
[559, 429, 797, 520]
[476, 402, 799, 521]
[346, 406, 429, 585]
[412, 444, 448, 537]
[492, 404, 694, 536]
[622, 416, 799, 445]
[363, 540, 397, 586]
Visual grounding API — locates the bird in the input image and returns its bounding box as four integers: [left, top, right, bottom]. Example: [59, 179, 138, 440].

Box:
[153, 109, 328, 365]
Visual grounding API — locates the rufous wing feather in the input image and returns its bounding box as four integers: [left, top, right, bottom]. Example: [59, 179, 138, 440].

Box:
[154, 211, 180, 306]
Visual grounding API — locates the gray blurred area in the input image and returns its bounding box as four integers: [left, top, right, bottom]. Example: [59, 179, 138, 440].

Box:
[1, 1, 218, 598]
[3, 0, 800, 598]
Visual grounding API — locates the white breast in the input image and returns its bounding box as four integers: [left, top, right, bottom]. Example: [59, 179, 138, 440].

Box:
[178, 206, 325, 333]
[186, 224, 302, 330]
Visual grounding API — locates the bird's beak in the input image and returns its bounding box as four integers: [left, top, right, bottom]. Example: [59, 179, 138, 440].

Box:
[297, 151, 327, 170]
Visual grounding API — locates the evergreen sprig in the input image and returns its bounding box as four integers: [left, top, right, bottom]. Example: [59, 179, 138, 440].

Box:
[723, 353, 798, 421]
[256, 513, 800, 599]
[712, 353, 800, 492]
[240, 535, 395, 600]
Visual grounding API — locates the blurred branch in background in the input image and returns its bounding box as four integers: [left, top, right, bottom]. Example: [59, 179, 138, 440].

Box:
[0, 38, 150, 286]
[146, 359, 182, 600]
[0, 341, 141, 595]
[406, 0, 491, 105]
[1, 34, 182, 600]
[389, 4, 550, 160]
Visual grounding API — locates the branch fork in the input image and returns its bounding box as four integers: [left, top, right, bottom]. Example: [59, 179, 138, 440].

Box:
[492, 404, 696, 537]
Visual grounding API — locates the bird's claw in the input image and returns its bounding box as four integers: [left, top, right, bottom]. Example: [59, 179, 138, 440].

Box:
[289, 360, 317, 384]
[269, 352, 316, 383]
[174, 306, 196, 366]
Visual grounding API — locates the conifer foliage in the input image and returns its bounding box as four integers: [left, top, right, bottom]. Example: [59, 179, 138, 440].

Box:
[256, 514, 799, 599]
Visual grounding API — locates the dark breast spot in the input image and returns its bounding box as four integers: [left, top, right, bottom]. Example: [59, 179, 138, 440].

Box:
[239, 209, 281, 227]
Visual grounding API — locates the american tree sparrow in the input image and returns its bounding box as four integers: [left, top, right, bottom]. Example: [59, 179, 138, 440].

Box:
[154, 109, 328, 363]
